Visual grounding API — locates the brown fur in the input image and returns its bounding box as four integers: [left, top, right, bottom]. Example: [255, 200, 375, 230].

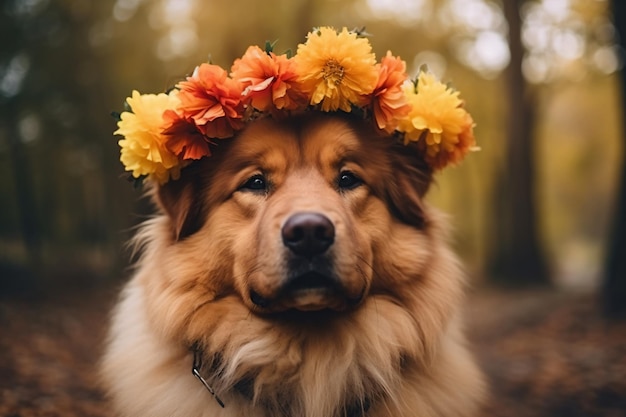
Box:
[101, 114, 486, 417]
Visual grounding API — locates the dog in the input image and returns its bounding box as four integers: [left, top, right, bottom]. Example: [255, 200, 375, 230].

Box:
[101, 113, 486, 417]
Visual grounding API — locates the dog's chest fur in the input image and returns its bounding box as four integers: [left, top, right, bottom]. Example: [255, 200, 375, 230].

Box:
[103, 263, 484, 417]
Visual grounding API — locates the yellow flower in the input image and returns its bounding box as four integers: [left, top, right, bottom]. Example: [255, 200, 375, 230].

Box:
[294, 27, 378, 112]
[115, 90, 181, 184]
[398, 72, 477, 170]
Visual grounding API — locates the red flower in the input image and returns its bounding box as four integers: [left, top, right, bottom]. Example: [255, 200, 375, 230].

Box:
[421, 112, 477, 170]
[161, 110, 212, 160]
[177, 64, 245, 138]
[371, 51, 411, 132]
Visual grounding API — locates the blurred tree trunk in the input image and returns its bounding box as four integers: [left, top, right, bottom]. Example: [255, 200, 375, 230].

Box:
[487, 0, 548, 285]
[603, 0, 626, 317]
[3, 101, 42, 273]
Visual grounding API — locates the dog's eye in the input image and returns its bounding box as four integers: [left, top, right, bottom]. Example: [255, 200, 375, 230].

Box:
[338, 171, 363, 190]
[240, 174, 268, 192]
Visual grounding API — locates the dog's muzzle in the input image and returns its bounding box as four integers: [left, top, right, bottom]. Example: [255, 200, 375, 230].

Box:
[249, 212, 363, 312]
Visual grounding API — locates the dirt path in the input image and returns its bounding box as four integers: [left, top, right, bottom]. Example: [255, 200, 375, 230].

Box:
[0, 286, 624, 417]
[468, 289, 626, 417]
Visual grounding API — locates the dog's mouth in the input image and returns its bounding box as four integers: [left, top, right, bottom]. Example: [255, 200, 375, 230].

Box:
[249, 271, 363, 313]
[282, 271, 341, 311]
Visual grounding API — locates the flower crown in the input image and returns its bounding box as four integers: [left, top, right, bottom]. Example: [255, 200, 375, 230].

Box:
[115, 27, 478, 185]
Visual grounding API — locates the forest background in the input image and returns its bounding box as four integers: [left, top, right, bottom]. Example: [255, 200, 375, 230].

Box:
[1, 1, 626, 416]
[0, 0, 622, 295]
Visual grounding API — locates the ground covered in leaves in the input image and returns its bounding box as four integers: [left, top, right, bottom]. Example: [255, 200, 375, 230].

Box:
[0, 284, 624, 417]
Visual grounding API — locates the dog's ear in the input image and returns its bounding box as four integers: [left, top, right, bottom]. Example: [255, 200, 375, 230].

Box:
[154, 172, 206, 241]
[385, 143, 433, 228]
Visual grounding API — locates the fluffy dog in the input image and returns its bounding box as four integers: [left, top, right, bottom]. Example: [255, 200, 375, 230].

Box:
[101, 113, 486, 417]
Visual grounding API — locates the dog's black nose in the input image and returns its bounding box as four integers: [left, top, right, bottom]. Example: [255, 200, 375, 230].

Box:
[282, 212, 335, 257]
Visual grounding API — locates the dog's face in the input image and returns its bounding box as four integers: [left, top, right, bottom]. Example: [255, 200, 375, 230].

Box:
[146, 113, 434, 340]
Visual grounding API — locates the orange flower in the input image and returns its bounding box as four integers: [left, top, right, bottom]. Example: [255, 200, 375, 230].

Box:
[231, 45, 307, 112]
[399, 71, 478, 170]
[162, 110, 212, 160]
[177, 64, 245, 139]
[371, 51, 411, 133]
[418, 112, 477, 170]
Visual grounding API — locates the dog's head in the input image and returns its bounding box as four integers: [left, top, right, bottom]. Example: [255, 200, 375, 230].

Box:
[107, 28, 485, 416]
[150, 113, 433, 318]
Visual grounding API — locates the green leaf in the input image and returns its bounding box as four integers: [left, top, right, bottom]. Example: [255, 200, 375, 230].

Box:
[264, 39, 278, 54]
[127, 174, 146, 189]
[351, 26, 372, 38]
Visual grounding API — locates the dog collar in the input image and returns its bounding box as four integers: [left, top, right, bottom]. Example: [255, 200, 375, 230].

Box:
[192, 347, 225, 408]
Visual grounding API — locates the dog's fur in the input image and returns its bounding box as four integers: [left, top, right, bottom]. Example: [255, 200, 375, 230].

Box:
[101, 114, 486, 417]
